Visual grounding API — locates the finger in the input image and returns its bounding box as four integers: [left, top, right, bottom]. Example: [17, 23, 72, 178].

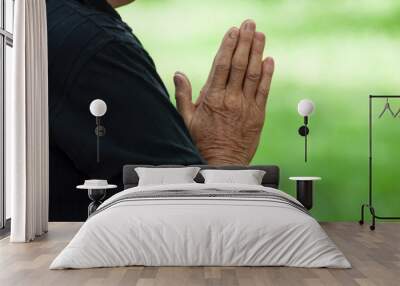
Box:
[195, 88, 207, 107]
[207, 27, 239, 91]
[227, 19, 256, 92]
[255, 57, 275, 108]
[202, 57, 216, 94]
[196, 57, 217, 106]
[174, 72, 195, 126]
[243, 32, 265, 98]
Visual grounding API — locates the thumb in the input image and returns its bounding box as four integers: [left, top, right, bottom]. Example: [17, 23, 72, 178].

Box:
[174, 72, 195, 126]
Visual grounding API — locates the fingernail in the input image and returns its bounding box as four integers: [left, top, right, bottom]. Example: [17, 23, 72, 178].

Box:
[174, 73, 182, 85]
[265, 57, 275, 72]
[255, 32, 265, 41]
[244, 20, 255, 31]
[229, 28, 239, 39]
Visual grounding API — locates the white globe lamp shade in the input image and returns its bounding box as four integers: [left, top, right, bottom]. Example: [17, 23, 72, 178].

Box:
[297, 99, 315, 117]
[90, 99, 107, 117]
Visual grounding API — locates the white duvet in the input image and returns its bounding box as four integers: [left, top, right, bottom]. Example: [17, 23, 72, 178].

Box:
[50, 183, 350, 269]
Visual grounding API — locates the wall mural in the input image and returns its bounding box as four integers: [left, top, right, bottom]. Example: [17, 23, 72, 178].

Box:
[118, 0, 400, 221]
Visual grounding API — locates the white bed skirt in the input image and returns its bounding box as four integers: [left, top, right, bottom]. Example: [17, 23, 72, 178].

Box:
[50, 183, 351, 269]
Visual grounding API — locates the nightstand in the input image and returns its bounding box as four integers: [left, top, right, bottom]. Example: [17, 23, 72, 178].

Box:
[77, 180, 117, 217]
[289, 177, 321, 210]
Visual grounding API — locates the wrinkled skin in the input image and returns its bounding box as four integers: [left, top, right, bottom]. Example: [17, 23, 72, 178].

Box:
[174, 20, 275, 165]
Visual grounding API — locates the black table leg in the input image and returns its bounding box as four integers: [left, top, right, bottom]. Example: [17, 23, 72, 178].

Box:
[87, 189, 106, 217]
[296, 181, 313, 210]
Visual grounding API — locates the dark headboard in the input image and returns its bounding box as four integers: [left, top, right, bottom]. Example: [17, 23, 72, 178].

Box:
[123, 165, 280, 189]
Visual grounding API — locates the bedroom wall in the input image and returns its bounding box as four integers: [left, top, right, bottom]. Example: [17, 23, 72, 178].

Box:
[118, 0, 400, 221]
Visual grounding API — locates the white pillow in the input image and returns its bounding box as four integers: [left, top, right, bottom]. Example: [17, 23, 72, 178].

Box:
[135, 167, 200, 186]
[200, 169, 266, 185]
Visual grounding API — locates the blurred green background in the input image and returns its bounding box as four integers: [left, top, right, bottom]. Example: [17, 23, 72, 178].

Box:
[118, 0, 400, 221]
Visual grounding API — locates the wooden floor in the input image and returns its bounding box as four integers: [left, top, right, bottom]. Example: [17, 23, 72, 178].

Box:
[0, 222, 399, 286]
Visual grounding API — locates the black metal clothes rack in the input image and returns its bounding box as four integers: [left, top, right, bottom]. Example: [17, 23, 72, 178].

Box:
[359, 95, 400, 230]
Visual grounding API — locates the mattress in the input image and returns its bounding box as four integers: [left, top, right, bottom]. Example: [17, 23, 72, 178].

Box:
[50, 183, 351, 269]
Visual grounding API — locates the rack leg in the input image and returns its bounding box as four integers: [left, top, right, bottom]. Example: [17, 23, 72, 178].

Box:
[359, 204, 366, 225]
[369, 206, 376, 231]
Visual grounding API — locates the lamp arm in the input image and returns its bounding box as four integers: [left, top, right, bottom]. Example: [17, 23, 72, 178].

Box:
[305, 116, 309, 162]
[96, 117, 100, 163]
[303, 116, 309, 162]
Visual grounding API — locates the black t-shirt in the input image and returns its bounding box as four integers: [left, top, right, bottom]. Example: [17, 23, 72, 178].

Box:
[47, 0, 204, 221]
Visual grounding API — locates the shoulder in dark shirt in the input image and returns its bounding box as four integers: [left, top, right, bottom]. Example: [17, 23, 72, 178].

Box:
[47, 0, 204, 221]
[47, 0, 153, 112]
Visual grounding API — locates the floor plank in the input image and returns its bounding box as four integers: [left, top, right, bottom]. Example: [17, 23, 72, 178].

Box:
[0, 222, 399, 286]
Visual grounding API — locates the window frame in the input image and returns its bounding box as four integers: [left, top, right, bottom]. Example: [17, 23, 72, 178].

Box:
[0, 0, 13, 231]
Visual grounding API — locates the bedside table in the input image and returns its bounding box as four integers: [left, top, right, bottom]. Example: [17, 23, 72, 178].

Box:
[77, 181, 117, 217]
[289, 177, 321, 210]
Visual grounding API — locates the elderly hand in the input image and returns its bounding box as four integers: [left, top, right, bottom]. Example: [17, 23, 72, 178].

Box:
[174, 20, 275, 165]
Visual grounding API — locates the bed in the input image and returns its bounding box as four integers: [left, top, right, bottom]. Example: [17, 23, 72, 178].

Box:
[50, 165, 350, 269]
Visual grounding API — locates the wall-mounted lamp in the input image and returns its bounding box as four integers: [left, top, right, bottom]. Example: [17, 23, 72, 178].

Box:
[297, 99, 315, 162]
[89, 99, 107, 163]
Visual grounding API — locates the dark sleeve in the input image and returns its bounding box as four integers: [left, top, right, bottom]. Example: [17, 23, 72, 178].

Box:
[50, 41, 205, 180]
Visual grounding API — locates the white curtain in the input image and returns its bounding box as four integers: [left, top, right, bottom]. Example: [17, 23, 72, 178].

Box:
[7, 0, 49, 242]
